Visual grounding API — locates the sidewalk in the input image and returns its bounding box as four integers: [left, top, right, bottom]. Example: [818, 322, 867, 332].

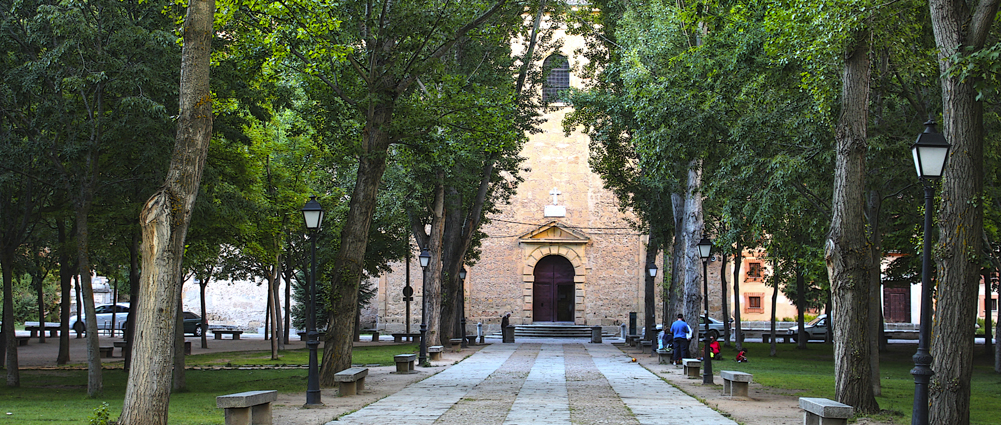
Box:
[328, 339, 738, 425]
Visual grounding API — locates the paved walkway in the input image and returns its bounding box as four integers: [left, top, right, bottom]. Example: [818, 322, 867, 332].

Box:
[328, 340, 737, 425]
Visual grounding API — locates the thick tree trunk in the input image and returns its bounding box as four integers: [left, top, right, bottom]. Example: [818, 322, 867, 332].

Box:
[669, 193, 686, 320]
[683, 160, 704, 356]
[927, 0, 997, 419]
[119, 0, 213, 420]
[320, 121, 393, 384]
[424, 175, 446, 348]
[824, 31, 878, 413]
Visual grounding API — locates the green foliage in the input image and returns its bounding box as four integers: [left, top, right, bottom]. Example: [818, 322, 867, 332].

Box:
[87, 402, 113, 425]
[0, 273, 59, 323]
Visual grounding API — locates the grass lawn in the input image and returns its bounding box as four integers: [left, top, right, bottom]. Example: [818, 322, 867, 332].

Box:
[713, 341, 1001, 424]
[0, 343, 418, 424]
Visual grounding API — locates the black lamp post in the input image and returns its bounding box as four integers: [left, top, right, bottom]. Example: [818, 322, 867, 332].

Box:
[646, 261, 658, 354]
[910, 120, 950, 425]
[459, 266, 467, 349]
[698, 237, 713, 385]
[301, 195, 324, 407]
[418, 247, 431, 366]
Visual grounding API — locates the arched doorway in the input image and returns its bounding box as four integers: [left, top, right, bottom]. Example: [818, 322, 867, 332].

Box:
[533, 255, 575, 322]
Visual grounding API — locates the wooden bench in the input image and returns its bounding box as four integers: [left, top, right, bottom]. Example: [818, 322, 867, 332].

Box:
[682, 358, 701, 379]
[799, 397, 853, 425]
[428, 345, 444, 361]
[391, 332, 420, 343]
[656, 349, 672, 364]
[394, 354, 417, 373]
[99, 346, 114, 358]
[216, 390, 277, 425]
[213, 329, 244, 340]
[334, 367, 368, 396]
[762, 333, 791, 343]
[721, 370, 753, 397]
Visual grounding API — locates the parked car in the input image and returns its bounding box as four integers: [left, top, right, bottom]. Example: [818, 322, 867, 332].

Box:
[183, 311, 207, 337]
[696, 316, 726, 340]
[786, 314, 830, 341]
[71, 303, 130, 333]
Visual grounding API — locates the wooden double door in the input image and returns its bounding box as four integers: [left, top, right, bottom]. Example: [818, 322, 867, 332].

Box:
[533, 255, 575, 322]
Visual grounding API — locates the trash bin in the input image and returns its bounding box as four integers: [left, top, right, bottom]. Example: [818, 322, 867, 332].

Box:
[591, 326, 602, 343]
[502, 325, 515, 343]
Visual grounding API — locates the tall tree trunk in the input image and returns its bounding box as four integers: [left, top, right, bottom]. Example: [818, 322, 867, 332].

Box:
[866, 190, 883, 396]
[982, 269, 992, 357]
[1, 250, 18, 387]
[35, 271, 45, 344]
[683, 160, 704, 356]
[733, 243, 744, 351]
[57, 221, 74, 365]
[199, 278, 208, 349]
[645, 234, 660, 348]
[119, 0, 213, 420]
[76, 202, 103, 397]
[796, 263, 807, 349]
[770, 264, 779, 357]
[320, 127, 393, 384]
[720, 248, 730, 346]
[284, 262, 291, 345]
[824, 30, 878, 413]
[669, 192, 686, 321]
[928, 0, 997, 419]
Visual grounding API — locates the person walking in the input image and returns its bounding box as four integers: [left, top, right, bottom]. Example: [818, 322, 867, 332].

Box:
[670, 314, 692, 365]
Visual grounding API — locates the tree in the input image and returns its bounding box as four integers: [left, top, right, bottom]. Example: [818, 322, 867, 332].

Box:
[119, 0, 213, 421]
[927, 0, 1000, 419]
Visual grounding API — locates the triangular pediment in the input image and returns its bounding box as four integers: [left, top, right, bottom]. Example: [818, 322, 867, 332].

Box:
[518, 221, 590, 244]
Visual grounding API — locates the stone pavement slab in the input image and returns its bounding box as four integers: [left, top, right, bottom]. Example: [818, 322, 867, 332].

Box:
[325, 339, 737, 425]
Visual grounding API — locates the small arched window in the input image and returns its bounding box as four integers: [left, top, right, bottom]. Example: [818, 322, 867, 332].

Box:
[543, 55, 570, 103]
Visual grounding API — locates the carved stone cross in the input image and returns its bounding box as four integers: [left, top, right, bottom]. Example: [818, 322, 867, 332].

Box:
[550, 187, 561, 205]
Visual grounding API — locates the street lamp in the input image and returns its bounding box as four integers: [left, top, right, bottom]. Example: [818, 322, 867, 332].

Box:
[646, 260, 658, 354]
[418, 247, 431, 366]
[459, 266, 467, 349]
[698, 237, 713, 385]
[910, 120, 950, 425]
[301, 195, 324, 407]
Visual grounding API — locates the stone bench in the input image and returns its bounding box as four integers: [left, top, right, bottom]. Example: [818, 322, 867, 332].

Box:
[213, 330, 244, 340]
[392, 332, 420, 343]
[656, 349, 672, 364]
[626, 335, 640, 346]
[465, 335, 477, 346]
[449, 338, 463, 352]
[99, 346, 114, 358]
[216, 390, 277, 425]
[682, 358, 701, 378]
[334, 367, 368, 396]
[361, 328, 379, 342]
[24, 321, 60, 338]
[394, 354, 416, 373]
[16, 336, 29, 346]
[799, 397, 853, 425]
[428, 345, 444, 361]
[720, 370, 753, 397]
[762, 333, 791, 343]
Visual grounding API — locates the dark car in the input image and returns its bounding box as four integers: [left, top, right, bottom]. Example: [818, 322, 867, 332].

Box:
[183, 311, 207, 337]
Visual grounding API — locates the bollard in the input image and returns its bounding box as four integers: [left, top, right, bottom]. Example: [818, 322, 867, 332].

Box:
[477, 322, 484, 344]
[502, 325, 515, 343]
[620, 323, 628, 339]
[591, 326, 602, 343]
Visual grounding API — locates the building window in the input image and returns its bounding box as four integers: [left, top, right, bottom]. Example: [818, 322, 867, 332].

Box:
[991, 298, 998, 311]
[744, 293, 764, 313]
[543, 55, 570, 103]
[746, 261, 763, 281]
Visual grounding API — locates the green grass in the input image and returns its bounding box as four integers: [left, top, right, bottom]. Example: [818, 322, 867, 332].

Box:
[714, 342, 1001, 424]
[0, 344, 418, 424]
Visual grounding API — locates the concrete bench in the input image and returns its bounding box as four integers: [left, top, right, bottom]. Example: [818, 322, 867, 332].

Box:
[361, 328, 379, 342]
[394, 354, 416, 373]
[24, 321, 60, 338]
[465, 335, 477, 346]
[392, 332, 420, 343]
[656, 349, 672, 364]
[334, 367, 368, 396]
[799, 397, 853, 425]
[16, 336, 29, 346]
[626, 335, 640, 346]
[213, 330, 244, 340]
[720, 370, 753, 397]
[682, 358, 701, 378]
[428, 345, 444, 361]
[216, 390, 277, 425]
[762, 333, 791, 343]
[449, 338, 463, 352]
[99, 346, 114, 358]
